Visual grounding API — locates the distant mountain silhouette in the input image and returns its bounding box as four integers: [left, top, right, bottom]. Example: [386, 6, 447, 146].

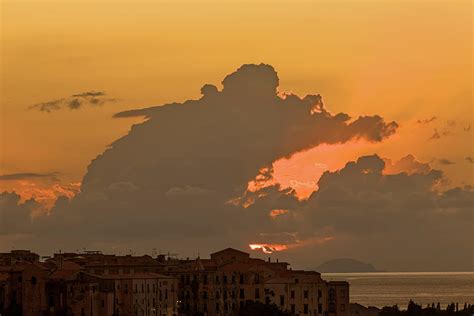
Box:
[317, 258, 379, 273]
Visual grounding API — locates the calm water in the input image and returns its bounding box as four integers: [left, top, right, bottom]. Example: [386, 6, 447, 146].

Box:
[322, 272, 474, 309]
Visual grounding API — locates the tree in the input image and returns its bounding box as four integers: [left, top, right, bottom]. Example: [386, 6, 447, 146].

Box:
[238, 301, 293, 316]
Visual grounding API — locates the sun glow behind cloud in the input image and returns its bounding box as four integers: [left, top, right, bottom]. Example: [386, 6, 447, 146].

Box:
[249, 236, 335, 254]
[0, 180, 81, 216]
[247, 140, 383, 199]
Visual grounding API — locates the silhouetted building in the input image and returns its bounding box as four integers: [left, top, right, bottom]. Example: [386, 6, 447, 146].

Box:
[0, 247, 349, 316]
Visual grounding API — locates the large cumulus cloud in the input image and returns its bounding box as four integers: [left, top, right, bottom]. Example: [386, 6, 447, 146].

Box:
[1, 64, 471, 271]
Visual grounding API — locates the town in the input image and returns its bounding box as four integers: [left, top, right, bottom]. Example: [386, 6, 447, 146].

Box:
[0, 248, 349, 316]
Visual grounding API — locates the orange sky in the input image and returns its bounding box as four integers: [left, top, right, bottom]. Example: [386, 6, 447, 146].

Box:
[1, 0, 472, 206]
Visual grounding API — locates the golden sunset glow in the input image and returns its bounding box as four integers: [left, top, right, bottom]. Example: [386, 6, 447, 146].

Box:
[249, 236, 335, 254]
[1, 0, 472, 272]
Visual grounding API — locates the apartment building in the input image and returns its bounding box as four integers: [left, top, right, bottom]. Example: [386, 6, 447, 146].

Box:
[0, 248, 349, 316]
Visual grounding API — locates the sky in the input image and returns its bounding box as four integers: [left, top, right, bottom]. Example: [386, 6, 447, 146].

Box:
[0, 0, 473, 271]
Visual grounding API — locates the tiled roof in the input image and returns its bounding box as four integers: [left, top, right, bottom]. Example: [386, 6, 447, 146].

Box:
[210, 248, 250, 257]
[83, 272, 174, 280]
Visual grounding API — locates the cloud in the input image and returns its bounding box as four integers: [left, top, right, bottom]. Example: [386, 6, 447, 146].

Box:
[71, 91, 106, 97]
[383, 154, 431, 175]
[429, 129, 441, 140]
[29, 91, 115, 112]
[0, 192, 37, 235]
[0, 172, 59, 181]
[297, 155, 473, 271]
[5, 64, 472, 271]
[466, 157, 474, 163]
[416, 117, 437, 124]
[436, 158, 455, 165]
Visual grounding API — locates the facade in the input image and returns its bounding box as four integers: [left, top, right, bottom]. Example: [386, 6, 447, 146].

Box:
[0, 248, 349, 316]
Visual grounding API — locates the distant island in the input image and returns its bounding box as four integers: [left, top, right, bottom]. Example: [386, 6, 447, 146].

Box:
[317, 258, 380, 273]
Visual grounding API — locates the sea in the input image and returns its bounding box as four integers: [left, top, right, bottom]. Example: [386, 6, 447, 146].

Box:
[322, 272, 474, 309]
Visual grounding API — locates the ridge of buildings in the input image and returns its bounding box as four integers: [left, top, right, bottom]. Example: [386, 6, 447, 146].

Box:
[0, 248, 349, 316]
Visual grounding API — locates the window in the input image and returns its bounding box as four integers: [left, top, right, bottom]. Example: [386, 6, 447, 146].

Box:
[203, 275, 208, 285]
[216, 291, 220, 299]
[48, 296, 55, 307]
[141, 284, 144, 293]
[216, 302, 220, 311]
[341, 289, 346, 298]
[101, 300, 105, 308]
[304, 290, 309, 299]
[239, 274, 244, 284]
[295, 278, 299, 284]
[203, 291, 208, 299]
[318, 304, 323, 314]
[291, 304, 295, 313]
[31, 276, 37, 285]
[341, 304, 346, 311]
[318, 289, 322, 298]
[290, 290, 295, 299]
[304, 304, 309, 314]
[239, 289, 245, 299]
[255, 288, 260, 299]
[147, 284, 150, 293]
[280, 295, 285, 306]
[215, 275, 220, 284]
[329, 288, 336, 300]
[223, 275, 227, 284]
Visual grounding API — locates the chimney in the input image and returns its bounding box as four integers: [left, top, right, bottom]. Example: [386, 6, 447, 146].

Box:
[58, 250, 63, 269]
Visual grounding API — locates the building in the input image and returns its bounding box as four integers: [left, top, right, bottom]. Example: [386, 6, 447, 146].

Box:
[0, 250, 40, 265]
[164, 248, 349, 316]
[0, 247, 349, 316]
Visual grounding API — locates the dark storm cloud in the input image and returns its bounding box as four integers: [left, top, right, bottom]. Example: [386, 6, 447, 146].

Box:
[4, 64, 472, 271]
[0, 192, 36, 235]
[29, 91, 115, 112]
[0, 172, 59, 181]
[299, 155, 473, 271]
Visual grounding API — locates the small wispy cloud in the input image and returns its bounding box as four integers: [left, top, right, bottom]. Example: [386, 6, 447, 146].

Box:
[29, 91, 115, 113]
[429, 129, 441, 140]
[465, 157, 474, 164]
[416, 116, 437, 124]
[436, 158, 455, 165]
[0, 172, 59, 181]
